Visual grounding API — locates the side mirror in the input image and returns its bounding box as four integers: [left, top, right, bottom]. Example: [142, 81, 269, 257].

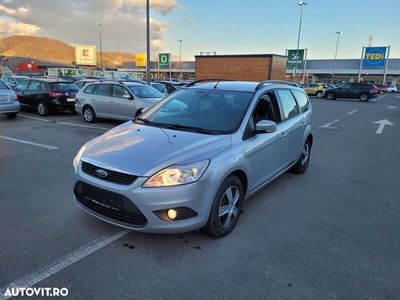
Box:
[255, 120, 277, 133]
[135, 107, 148, 117]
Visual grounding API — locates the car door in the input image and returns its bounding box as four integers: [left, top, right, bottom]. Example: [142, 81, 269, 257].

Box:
[109, 84, 136, 120]
[243, 90, 289, 189]
[335, 83, 351, 98]
[15, 80, 31, 106]
[25, 80, 44, 107]
[92, 84, 113, 118]
[275, 89, 304, 163]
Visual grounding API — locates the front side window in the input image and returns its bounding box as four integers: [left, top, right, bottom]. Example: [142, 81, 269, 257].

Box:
[112, 85, 131, 98]
[137, 89, 254, 134]
[341, 84, 351, 89]
[276, 89, 299, 121]
[84, 84, 96, 94]
[15, 80, 30, 92]
[292, 90, 310, 114]
[127, 85, 164, 98]
[28, 81, 43, 91]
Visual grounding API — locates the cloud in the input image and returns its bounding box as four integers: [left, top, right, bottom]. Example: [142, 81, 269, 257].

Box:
[0, 19, 40, 35]
[0, 0, 179, 53]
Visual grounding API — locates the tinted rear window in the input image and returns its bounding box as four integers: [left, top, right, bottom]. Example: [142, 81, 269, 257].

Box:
[51, 82, 78, 91]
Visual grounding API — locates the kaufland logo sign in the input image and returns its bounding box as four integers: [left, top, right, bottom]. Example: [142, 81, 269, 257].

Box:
[75, 45, 97, 66]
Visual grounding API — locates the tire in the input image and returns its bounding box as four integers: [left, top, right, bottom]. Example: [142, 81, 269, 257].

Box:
[6, 113, 18, 119]
[359, 94, 369, 102]
[291, 139, 311, 174]
[37, 101, 49, 116]
[327, 93, 335, 100]
[203, 175, 244, 238]
[83, 105, 97, 123]
[316, 91, 323, 98]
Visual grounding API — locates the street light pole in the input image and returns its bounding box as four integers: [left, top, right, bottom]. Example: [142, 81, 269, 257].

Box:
[97, 23, 103, 72]
[178, 40, 182, 80]
[294, 1, 307, 81]
[146, 0, 151, 84]
[332, 31, 343, 84]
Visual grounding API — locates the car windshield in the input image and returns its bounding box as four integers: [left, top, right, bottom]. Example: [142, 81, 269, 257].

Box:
[136, 89, 254, 134]
[0, 81, 10, 89]
[15, 77, 27, 83]
[51, 82, 79, 91]
[127, 84, 164, 98]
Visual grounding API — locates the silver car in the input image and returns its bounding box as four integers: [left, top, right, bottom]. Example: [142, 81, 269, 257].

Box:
[72, 80, 313, 237]
[0, 80, 20, 119]
[75, 81, 164, 122]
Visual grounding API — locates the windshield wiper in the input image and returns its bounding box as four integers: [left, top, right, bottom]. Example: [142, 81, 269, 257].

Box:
[135, 117, 162, 126]
[160, 124, 215, 134]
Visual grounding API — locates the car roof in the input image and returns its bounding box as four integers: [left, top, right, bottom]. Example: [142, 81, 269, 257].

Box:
[27, 78, 73, 83]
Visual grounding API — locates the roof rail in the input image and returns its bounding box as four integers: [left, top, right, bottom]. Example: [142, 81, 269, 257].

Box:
[255, 80, 300, 91]
[185, 79, 235, 87]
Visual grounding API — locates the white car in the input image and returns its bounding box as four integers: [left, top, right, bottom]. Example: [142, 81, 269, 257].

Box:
[386, 85, 397, 93]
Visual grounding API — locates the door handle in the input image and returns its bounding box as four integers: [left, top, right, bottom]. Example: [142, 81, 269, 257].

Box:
[280, 131, 288, 138]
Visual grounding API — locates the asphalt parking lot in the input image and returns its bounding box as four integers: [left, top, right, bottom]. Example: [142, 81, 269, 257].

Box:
[1, 93, 399, 299]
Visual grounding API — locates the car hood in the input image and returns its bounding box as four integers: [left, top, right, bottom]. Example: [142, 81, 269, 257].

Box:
[81, 122, 232, 177]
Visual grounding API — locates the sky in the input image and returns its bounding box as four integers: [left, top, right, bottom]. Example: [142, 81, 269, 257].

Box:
[0, 0, 399, 61]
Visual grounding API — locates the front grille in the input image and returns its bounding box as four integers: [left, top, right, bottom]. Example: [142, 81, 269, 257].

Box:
[82, 161, 137, 185]
[74, 181, 147, 227]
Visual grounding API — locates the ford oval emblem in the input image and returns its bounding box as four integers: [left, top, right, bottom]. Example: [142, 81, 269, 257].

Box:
[95, 169, 108, 178]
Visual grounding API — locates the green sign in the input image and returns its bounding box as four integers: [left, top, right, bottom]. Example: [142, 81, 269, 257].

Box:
[287, 49, 305, 68]
[158, 53, 171, 69]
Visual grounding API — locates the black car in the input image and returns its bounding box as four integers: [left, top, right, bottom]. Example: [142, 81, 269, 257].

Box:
[323, 83, 378, 102]
[156, 81, 187, 94]
[15, 79, 79, 116]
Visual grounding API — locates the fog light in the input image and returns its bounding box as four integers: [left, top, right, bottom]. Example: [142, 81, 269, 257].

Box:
[167, 209, 177, 220]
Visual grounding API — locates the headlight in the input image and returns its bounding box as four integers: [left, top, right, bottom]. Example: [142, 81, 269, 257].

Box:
[143, 160, 209, 188]
[73, 144, 88, 173]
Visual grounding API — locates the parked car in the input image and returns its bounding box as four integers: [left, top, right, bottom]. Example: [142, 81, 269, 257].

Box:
[375, 84, 388, 94]
[72, 79, 313, 237]
[150, 82, 168, 96]
[324, 84, 336, 89]
[0, 80, 19, 119]
[15, 79, 79, 116]
[302, 83, 325, 98]
[1, 75, 29, 90]
[323, 82, 378, 102]
[75, 81, 164, 123]
[386, 85, 398, 93]
[156, 81, 187, 94]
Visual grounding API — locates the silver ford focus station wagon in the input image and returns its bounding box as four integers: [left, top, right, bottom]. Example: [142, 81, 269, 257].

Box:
[72, 80, 313, 237]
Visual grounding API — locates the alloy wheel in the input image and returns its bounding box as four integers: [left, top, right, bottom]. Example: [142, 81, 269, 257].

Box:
[84, 108, 93, 122]
[301, 143, 310, 167]
[218, 186, 240, 229]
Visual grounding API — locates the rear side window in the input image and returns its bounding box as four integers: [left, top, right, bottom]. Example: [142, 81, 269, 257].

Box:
[84, 84, 96, 94]
[95, 84, 112, 96]
[28, 81, 47, 92]
[112, 85, 131, 98]
[291, 90, 310, 114]
[276, 89, 299, 121]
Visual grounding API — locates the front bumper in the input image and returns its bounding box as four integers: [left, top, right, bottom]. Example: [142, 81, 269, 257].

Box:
[72, 161, 219, 234]
[0, 101, 20, 114]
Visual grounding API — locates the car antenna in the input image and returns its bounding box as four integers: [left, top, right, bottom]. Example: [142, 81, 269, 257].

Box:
[214, 63, 234, 89]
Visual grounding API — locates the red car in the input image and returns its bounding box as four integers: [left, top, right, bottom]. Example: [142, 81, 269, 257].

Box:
[374, 84, 387, 94]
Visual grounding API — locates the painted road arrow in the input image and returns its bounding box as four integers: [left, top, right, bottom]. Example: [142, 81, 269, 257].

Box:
[373, 119, 394, 134]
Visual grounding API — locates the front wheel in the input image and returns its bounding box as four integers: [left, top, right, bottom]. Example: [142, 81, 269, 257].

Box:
[291, 140, 311, 174]
[6, 113, 18, 119]
[203, 175, 244, 238]
[359, 94, 369, 102]
[37, 101, 49, 116]
[327, 93, 335, 100]
[316, 91, 323, 98]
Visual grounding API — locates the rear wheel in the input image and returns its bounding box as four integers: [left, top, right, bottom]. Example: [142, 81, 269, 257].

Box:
[327, 93, 335, 100]
[83, 105, 97, 123]
[203, 175, 244, 238]
[291, 139, 311, 174]
[37, 101, 49, 116]
[359, 94, 369, 102]
[6, 113, 18, 119]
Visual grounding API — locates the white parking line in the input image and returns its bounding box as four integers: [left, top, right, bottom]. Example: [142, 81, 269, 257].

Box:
[322, 119, 340, 128]
[0, 230, 128, 300]
[57, 122, 109, 131]
[347, 110, 358, 115]
[19, 114, 50, 122]
[0, 135, 58, 150]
